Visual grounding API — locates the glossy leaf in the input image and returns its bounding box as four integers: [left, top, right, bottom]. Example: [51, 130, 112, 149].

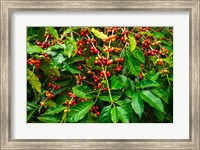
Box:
[68, 56, 85, 64]
[136, 79, 160, 89]
[111, 107, 118, 123]
[98, 106, 112, 123]
[53, 53, 66, 64]
[132, 47, 145, 63]
[65, 64, 81, 74]
[91, 28, 108, 40]
[27, 44, 43, 54]
[111, 75, 124, 90]
[139, 90, 165, 113]
[145, 72, 160, 81]
[150, 88, 168, 103]
[44, 105, 66, 115]
[46, 100, 57, 108]
[125, 51, 140, 76]
[46, 27, 59, 40]
[131, 92, 144, 118]
[72, 85, 95, 99]
[27, 70, 41, 93]
[67, 100, 94, 122]
[128, 33, 137, 51]
[99, 94, 121, 102]
[153, 32, 165, 39]
[116, 106, 129, 123]
[38, 114, 60, 123]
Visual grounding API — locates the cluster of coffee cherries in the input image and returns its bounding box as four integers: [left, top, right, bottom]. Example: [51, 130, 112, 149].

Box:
[105, 27, 120, 33]
[27, 58, 41, 68]
[103, 46, 122, 53]
[64, 100, 76, 107]
[103, 35, 118, 43]
[36, 41, 50, 49]
[147, 49, 159, 56]
[45, 91, 55, 99]
[155, 58, 163, 66]
[160, 69, 170, 74]
[159, 47, 169, 56]
[43, 53, 50, 60]
[138, 27, 151, 32]
[92, 75, 100, 83]
[115, 57, 125, 72]
[48, 82, 61, 90]
[134, 33, 142, 40]
[68, 92, 77, 99]
[100, 71, 111, 78]
[75, 75, 86, 85]
[76, 40, 86, 55]
[79, 29, 89, 37]
[142, 39, 151, 48]
[90, 46, 99, 54]
[94, 57, 113, 66]
[90, 105, 100, 116]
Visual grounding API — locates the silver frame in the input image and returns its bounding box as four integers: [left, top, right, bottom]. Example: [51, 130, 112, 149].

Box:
[0, 0, 199, 149]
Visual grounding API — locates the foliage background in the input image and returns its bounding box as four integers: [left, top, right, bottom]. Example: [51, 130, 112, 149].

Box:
[27, 27, 173, 123]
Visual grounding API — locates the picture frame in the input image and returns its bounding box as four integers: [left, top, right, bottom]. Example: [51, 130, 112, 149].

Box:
[0, 0, 199, 149]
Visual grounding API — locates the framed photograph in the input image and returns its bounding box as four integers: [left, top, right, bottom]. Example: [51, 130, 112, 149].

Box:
[0, 0, 199, 149]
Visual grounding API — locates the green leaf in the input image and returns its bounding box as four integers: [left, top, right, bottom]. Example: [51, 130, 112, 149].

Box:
[47, 44, 65, 51]
[86, 56, 96, 67]
[118, 75, 129, 89]
[27, 109, 36, 122]
[46, 27, 59, 40]
[111, 107, 118, 123]
[125, 51, 140, 76]
[63, 28, 72, 34]
[153, 32, 165, 39]
[27, 70, 41, 93]
[139, 31, 152, 36]
[46, 100, 57, 108]
[150, 88, 168, 103]
[139, 90, 165, 113]
[44, 105, 67, 115]
[116, 106, 129, 123]
[115, 100, 138, 123]
[125, 89, 134, 98]
[111, 75, 124, 90]
[40, 59, 60, 77]
[136, 79, 160, 89]
[145, 72, 160, 80]
[154, 109, 165, 122]
[163, 58, 173, 66]
[38, 114, 60, 123]
[132, 47, 145, 63]
[68, 56, 85, 64]
[65, 64, 81, 74]
[98, 106, 112, 123]
[91, 28, 108, 40]
[27, 44, 43, 54]
[66, 37, 77, 51]
[64, 40, 74, 58]
[72, 85, 95, 99]
[99, 94, 121, 102]
[27, 101, 38, 108]
[53, 53, 66, 64]
[67, 100, 94, 122]
[131, 92, 144, 118]
[37, 27, 46, 42]
[128, 33, 137, 51]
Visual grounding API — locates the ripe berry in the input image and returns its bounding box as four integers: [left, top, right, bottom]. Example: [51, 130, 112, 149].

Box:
[40, 102, 45, 107]
[96, 112, 100, 116]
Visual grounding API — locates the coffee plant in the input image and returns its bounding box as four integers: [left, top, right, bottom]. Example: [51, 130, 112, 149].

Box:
[27, 27, 173, 123]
